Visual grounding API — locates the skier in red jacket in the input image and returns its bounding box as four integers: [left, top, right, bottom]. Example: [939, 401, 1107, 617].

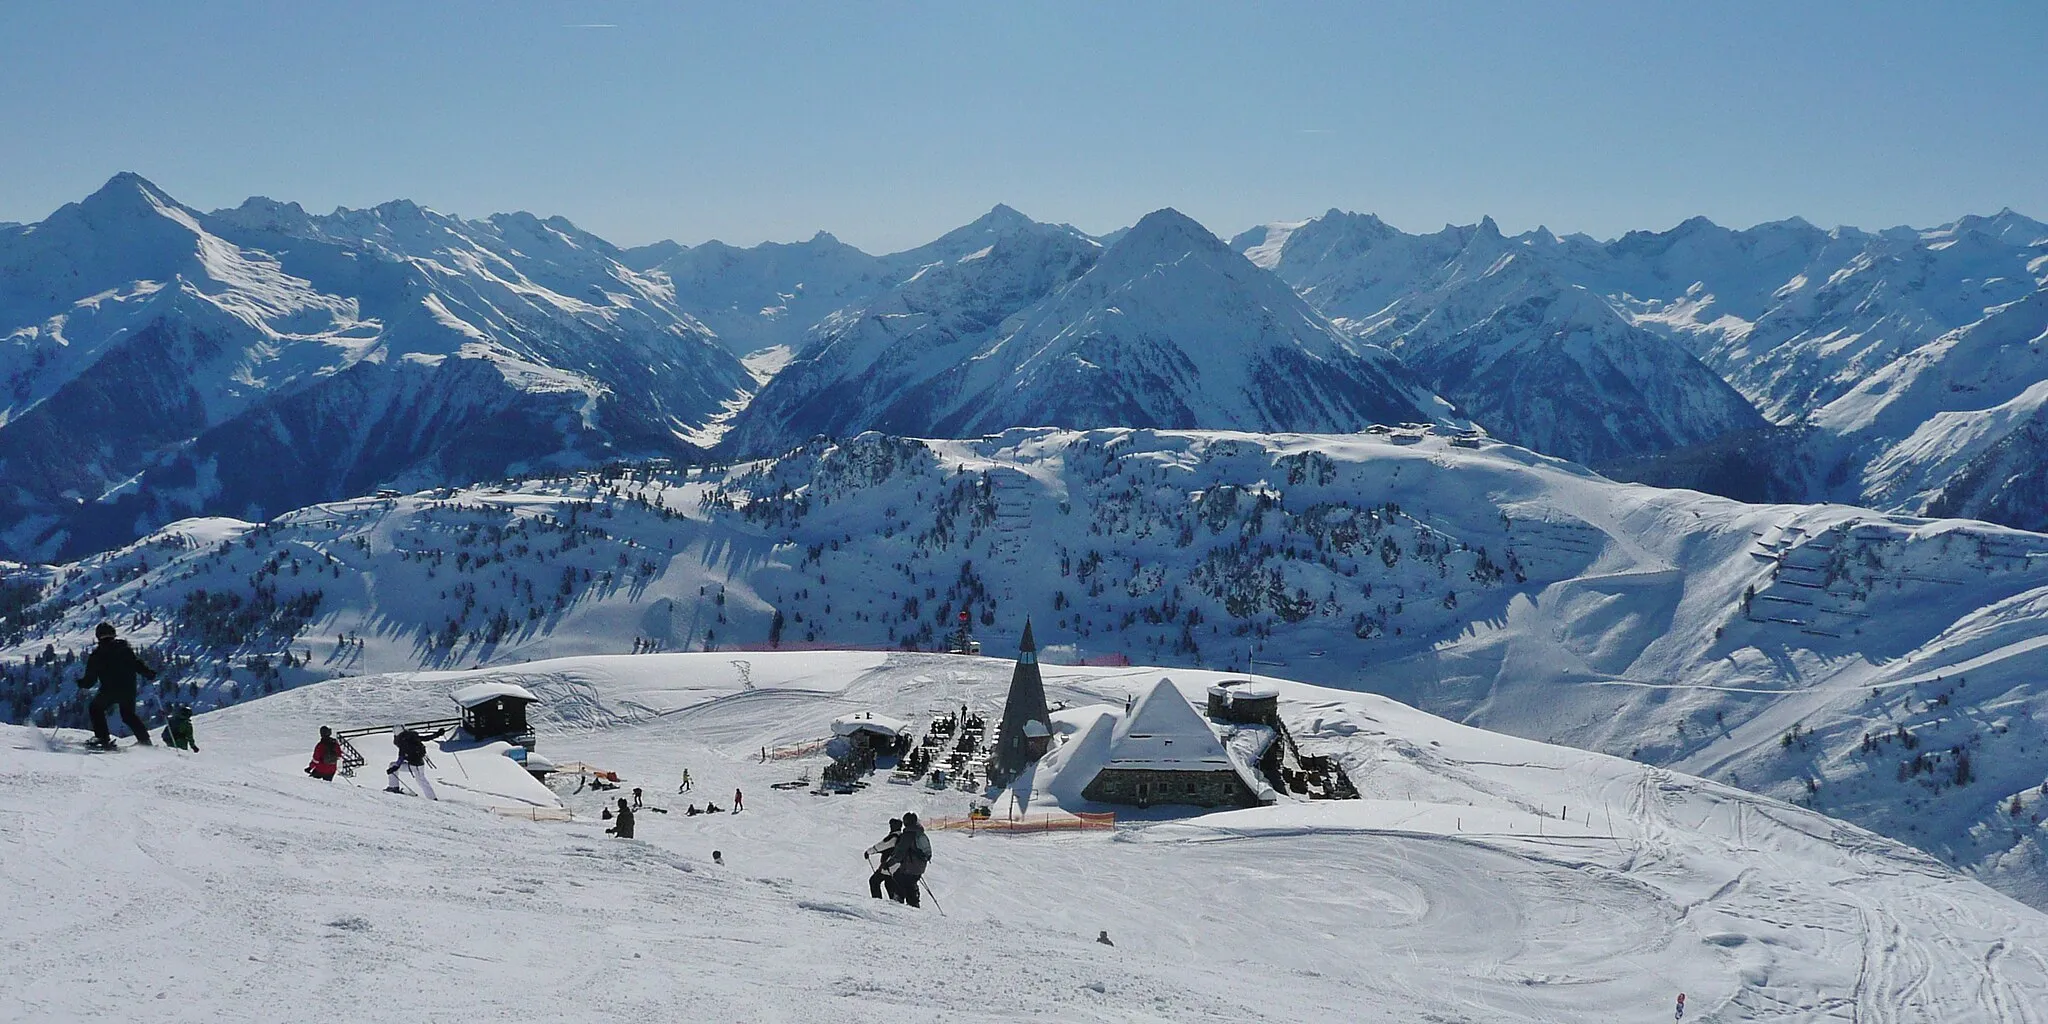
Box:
[306, 726, 343, 780]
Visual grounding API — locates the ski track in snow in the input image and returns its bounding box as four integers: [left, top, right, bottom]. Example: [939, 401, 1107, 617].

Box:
[6, 651, 2047, 1022]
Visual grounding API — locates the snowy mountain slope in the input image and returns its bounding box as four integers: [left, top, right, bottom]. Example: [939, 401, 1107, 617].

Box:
[722, 218, 1104, 455]
[7, 650, 2046, 1022]
[0, 173, 753, 561]
[6, 427, 2048, 907]
[634, 204, 1067, 361]
[1245, 206, 2048, 526]
[1244, 211, 1767, 463]
[726, 209, 1458, 455]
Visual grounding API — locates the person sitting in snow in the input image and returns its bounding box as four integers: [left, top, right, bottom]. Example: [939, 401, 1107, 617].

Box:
[606, 798, 635, 839]
[160, 704, 198, 752]
[307, 726, 343, 780]
[76, 622, 158, 750]
[385, 726, 445, 798]
[704, 801, 723, 814]
[684, 804, 700, 816]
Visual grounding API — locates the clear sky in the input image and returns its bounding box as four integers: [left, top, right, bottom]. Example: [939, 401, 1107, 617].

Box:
[2, 1, 2042, 252]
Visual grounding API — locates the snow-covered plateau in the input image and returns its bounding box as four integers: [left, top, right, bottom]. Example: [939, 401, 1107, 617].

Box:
[6, 427, 2048, 916]
[6, 650, 2047, 1022]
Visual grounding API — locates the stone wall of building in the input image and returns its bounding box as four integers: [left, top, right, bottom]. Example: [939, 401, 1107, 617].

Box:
[1082, 768, 1261, 809]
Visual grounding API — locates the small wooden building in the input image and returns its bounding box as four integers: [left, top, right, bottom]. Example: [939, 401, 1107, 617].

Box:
[451, 681, 540, 749]
[1082, 678, 1269, 809]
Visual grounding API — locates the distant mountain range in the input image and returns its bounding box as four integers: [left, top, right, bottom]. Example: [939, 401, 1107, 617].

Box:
[4, 173, 2044, 560]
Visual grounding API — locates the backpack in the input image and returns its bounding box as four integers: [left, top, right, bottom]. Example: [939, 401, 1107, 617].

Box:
[396, 731, 427, 764]
[899, 829, 933, 873]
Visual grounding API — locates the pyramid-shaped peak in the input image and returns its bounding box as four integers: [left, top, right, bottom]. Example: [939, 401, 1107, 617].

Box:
[79, 171, 183, 217]
[976, 203, 1032, 228]
[1122, 207, 1219, 245]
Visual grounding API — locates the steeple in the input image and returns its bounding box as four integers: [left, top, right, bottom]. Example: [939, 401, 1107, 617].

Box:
[988, 618, 1051, 787]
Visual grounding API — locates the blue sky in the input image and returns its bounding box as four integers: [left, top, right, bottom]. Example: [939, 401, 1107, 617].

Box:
[2, 1, 2042, 252]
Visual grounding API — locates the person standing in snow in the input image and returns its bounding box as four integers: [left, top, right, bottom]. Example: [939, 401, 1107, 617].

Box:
[677, 768, 692, 793]
[307, 726, 342, 780]
[385, 726, 444, 798]
[606, 798, 635, 838]
[160, 704, 198, 751]
[631, 787, 644, 810]
[891, 812, 932, 908]
[864, 818, 903, 900]
[76, 622, 158, 749]
[732, 788, 744, 812]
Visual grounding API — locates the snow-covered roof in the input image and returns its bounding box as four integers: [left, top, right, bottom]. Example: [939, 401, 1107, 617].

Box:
[1207, 680, 1280, 701]
[831, 713, 909, 738]
[451, 681, 540, 708]
[1100, 678, 1238, 772]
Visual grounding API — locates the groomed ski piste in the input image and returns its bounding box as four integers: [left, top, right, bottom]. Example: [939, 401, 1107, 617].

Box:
[6, 651, 2046, 1022]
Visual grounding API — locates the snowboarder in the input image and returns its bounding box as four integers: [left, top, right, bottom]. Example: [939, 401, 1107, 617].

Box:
[385, 725, 444, 798]
[160, 704, 198, 751]
[1096, 930, 1114, 946]
[891, 812, 932, 908]
[76, 622, 157, 749]
[712, 850, 723, 865]
[1675, 992, 1686, 1020]
[306, 726, 342, 780]
[631, 787, 644, 810]
[677, 768, 692, 793]
[606, 798, 635, 838]
[733, 788, 744, 812]
[704, 801, 723, 813]
[864, 818, 903, 900]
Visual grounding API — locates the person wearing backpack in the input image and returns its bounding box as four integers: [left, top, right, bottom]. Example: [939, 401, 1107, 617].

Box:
[76, 622, 158, 750]
[891, 812, 932, 908]
[306, 726, 343, 780]
[384, 726, 444, 799]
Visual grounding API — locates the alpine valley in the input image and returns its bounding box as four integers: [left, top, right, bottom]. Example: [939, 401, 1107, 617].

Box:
[6, 175, 2048, 920]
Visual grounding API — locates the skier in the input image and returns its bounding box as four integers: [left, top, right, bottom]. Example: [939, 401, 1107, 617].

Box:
[733, 788, 744, 812]
[306, 726, 342, 780]
[385, 725, 444, 798]
[76, 622, 157, 749]
[891, 812, 932, 908]
[160, 704, 198, 751]
[606, 798, 635, 838]
[864, 818, 903, 900]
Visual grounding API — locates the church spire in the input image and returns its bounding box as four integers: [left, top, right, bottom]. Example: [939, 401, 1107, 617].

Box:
[988, 618, 1051, 787]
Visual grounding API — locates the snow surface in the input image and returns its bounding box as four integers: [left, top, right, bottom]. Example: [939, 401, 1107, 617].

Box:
[10, 426, 2048, 912]
[7, 649, 2048, 1022]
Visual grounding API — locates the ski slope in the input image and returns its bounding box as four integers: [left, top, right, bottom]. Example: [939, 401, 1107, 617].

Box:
[5, 651, 2045, 1022]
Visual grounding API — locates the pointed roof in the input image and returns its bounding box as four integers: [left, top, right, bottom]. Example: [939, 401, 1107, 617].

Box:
[1101, 678, 1236, 772]
[988, 617, 1051, 786]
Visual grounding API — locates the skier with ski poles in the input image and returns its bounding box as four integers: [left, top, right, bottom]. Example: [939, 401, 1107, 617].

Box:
[385, 725, 445, 798]
[864, 817, 903, 900]
[76, 622, 157, 749]
[890, 812, 933, 908]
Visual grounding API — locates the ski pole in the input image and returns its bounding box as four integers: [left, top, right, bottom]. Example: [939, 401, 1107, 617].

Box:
[922, 879, 945, 916]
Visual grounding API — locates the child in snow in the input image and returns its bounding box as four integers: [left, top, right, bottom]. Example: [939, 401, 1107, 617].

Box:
[306, 726, 342, 780]
[160, 705, 198, 752]
[76, 622, 158, 749]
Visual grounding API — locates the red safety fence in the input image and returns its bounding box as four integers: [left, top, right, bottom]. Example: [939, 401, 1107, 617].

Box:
[925, 811, 1116, 834]
[763, 738, 831, 761]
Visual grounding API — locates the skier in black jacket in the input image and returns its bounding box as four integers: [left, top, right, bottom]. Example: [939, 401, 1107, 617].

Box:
[384, 726, 445, 799]
[77, 623, 156, 749]
[864, 818, 903, 900]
